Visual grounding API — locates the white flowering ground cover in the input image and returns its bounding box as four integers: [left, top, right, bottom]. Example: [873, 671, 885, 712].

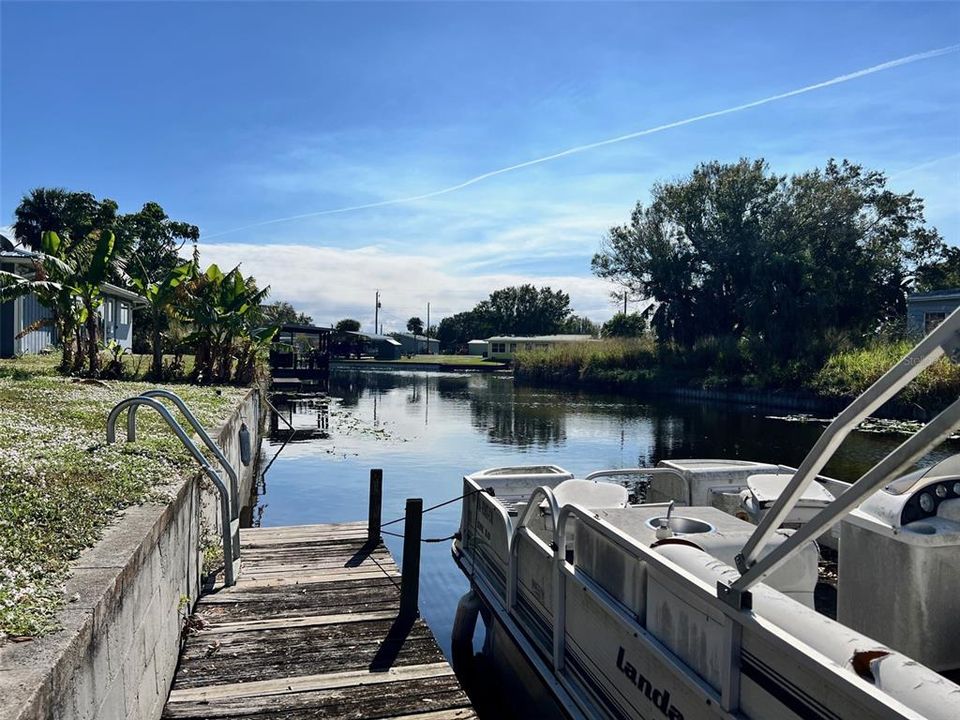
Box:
[0, 354, 247, 640]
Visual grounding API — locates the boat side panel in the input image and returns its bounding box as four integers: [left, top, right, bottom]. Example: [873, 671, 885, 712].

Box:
[460, 479, 511, 602]
[514, 530, 555, 657]
[574, 527, 647, 621]
[562, 571, 727, 720]
[739, 631, 914, 720]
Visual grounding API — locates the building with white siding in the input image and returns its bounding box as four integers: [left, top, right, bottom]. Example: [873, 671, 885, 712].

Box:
[484, 334, 596, 361]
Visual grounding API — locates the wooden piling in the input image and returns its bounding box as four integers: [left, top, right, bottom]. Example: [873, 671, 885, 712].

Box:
[399, 497, 423, 621]
[368, 468, 383, 543]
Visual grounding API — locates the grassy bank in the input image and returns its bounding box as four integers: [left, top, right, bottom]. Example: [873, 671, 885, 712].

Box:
[514, 337, 960, 415]
[0, 354, 247, 640]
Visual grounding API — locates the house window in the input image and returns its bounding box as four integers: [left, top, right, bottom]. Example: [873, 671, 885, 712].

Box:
[492, 342, 506, 353]
[509, 343, 517, 352]
[119, 302, 129, 325]
[925, 312, 948, 334]
[103, 300, 113, 323]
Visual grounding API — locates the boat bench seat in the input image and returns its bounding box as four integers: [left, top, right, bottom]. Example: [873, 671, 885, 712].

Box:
[552, 478, 629, 510]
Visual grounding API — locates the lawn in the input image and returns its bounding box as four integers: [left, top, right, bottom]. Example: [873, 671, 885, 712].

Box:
[0, 353, 248, 640]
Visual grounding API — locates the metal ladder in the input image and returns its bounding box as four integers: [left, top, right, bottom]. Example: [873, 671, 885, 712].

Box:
[106, 390, 242, 587]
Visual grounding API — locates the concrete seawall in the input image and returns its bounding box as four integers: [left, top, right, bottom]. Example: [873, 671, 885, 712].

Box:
[0, 388, 262, 720]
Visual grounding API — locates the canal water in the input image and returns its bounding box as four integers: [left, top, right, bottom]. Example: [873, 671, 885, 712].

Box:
[255, 368, 959, 663]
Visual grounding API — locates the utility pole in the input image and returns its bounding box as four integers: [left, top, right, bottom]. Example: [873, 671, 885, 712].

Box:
[426, 302, 431, 344]
[374, 290, 381, 333]
[623, 291, 627, 315]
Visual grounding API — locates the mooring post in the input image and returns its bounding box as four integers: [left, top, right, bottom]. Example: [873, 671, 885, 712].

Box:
[399, 497, 423, 621]
[368, 469, 383, 543]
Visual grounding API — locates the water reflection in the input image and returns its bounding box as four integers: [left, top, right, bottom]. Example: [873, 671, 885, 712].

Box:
[257, 368, 960, 675]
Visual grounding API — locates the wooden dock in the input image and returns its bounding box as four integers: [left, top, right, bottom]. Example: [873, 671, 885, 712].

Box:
[162, 521, 476, 720]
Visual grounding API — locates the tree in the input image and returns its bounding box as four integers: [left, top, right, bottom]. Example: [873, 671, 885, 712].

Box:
[915, 246, 960, 292]
[72, 229, 122, 376]
[478, 285, 572, 336]
[335, 318, 361, 332]
[180, 263, 271, 384]
[562, 314, 599, 336]
[436, 311, 491, 352]
[592, 158, 944, 360]
[14, 188, 118, 252]
[407, 316, 424, 336]
[262, 301, 313, 326]
[117, 202, 198, 286]
[602, 312, 646, 337]
[12, 189, 124, 372]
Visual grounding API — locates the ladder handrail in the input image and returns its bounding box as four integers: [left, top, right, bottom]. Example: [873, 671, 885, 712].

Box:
[128, 389, 240, 519]
[106, 396, 237, 587]
[735, 306, 960, 576]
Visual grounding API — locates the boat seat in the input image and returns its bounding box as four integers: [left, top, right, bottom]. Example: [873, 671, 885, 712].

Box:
[552, 478, 629, 510]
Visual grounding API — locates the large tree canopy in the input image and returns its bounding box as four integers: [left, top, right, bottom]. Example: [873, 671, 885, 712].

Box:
[14, 188, 119, 253]
[592, 159, 944, 358]
[262, 301, 313, 326]
[915, 246, 960, 293]
[437, 284, 574, 351]
[118, 201, 199, 286]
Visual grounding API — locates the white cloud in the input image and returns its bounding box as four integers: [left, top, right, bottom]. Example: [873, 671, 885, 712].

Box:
[191, 241, 620, 331]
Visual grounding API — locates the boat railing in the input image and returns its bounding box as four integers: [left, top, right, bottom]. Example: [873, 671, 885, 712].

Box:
[507, 485, 560, 614]
[729, 306, 960, 607]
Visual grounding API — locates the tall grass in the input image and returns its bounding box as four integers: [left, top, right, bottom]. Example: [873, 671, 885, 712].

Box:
[515, 335, 960, 413]
[813, 339, 960, 408]
[514, 337, 661, 386]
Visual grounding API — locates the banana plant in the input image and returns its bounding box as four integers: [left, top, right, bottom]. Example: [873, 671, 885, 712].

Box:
[70, 229, 119, 376]
[0, 231, 83, 372]
[130, 260, 193, 379]
[179, 263, 271, 383]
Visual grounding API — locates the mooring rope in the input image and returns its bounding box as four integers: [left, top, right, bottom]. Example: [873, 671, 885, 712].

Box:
[379, 486, 490, 543]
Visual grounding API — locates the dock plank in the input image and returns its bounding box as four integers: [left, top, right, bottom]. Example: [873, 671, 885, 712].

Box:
[162, 524, 473, 719]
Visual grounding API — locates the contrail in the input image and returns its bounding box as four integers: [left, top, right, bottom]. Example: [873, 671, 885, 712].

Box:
[889, 151, 960, 180]
[205, 44, 960, 239]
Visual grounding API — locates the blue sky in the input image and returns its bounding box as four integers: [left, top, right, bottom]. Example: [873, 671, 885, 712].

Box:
[2, 1, 959, 329]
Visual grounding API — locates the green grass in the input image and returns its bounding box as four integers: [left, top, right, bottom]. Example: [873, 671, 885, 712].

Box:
[0, 353, 247, 640]
[812, 339, 960, 407]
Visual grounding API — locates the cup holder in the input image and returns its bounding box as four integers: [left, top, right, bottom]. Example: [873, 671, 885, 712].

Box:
[645, 516, 714, 535]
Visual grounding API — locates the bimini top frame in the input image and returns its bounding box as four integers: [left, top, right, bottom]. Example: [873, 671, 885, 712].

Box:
[726, 306, 960, 608]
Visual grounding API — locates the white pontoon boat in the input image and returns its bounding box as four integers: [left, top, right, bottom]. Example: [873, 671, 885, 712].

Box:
[452, 309, 960, 719]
